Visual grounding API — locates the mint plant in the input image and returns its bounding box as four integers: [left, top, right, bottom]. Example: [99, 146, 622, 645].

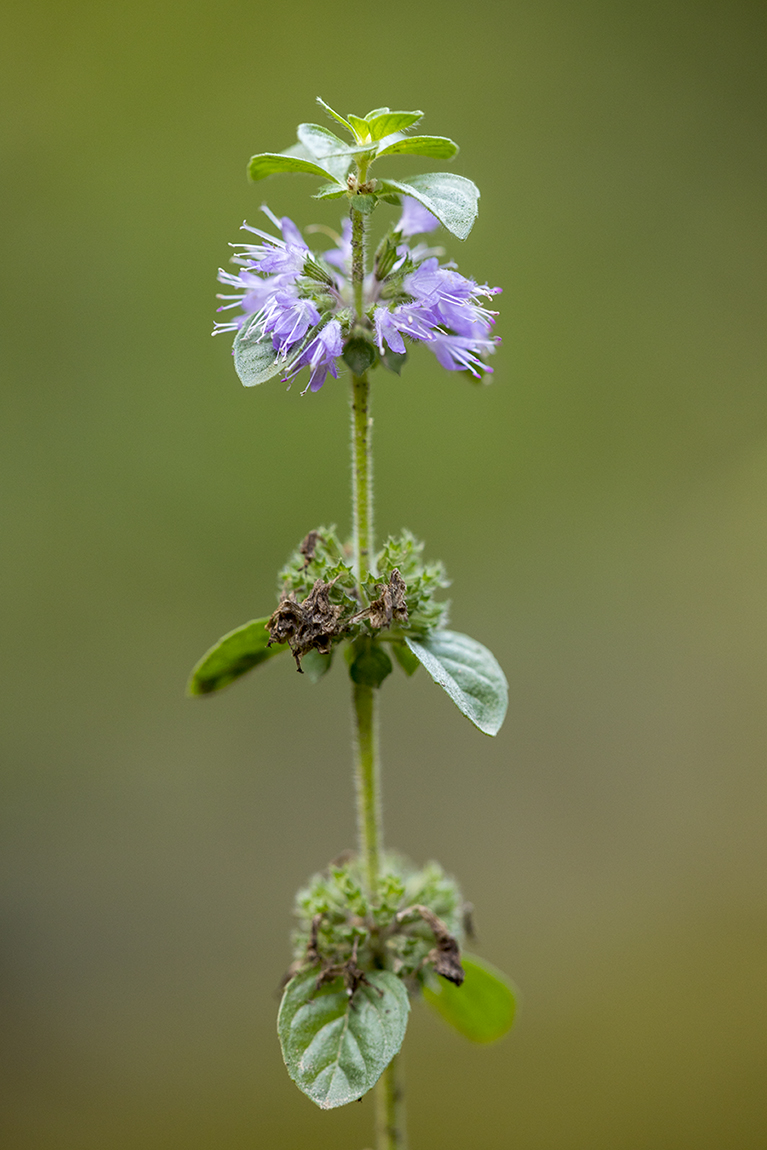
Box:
[189, 99, 517, 1149]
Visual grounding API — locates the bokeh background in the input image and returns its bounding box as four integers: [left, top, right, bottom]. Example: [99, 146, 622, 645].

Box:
[2, 1, 766, 1147]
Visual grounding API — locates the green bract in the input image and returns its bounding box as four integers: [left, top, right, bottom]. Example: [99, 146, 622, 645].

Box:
[291, 853, 465, 983]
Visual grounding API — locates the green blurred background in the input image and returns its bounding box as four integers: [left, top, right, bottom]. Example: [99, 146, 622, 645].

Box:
[2, 1, 766, 1146]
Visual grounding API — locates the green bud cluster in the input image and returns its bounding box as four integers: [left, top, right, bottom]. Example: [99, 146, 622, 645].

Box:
[277, 526, 450, 640]
[291, 852, 465, 987]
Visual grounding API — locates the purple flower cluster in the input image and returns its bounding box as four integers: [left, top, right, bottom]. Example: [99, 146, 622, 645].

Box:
[215, 200, 500, 393]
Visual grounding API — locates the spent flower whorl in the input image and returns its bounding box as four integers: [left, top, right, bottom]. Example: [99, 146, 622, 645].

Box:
[214, 198, 501, 392]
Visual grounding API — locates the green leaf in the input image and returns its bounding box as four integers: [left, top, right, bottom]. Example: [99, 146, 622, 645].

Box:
[346, 113, 372, 141]
[316, 97, 355, 137]
[296, 123, 369, 183]
[342, 335, 377, 376]
[404, 629, 507, 735]
[297, 122, 351, 156]
[313, 183, 348, 201]
[377, 173, 479, 241]
[278, 970, 410, 1109]
[423, 953, 517, 1043]
[233, 315, 317, 388]
[379, 347, 408, 375]
[247, 152, 342, 184]
[391, 640, 420, 676]
[349, 192, 378, 215]
[366, 111, 424, 140]
[187, 618, 286, 696]
[349, 642, 393, 688]
[376, 135, 459, 160]
[365, 107, 390, 120]
[300, 648, 333, 684]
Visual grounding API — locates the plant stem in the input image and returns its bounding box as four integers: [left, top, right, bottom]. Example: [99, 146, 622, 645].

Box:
[352, 680, 381, 900]
[350, 364, 380, 897]
[375, 1054, 408, 1150]
[350, 205, 367, 322]
[350, 371, 373, 591]
[348, 195, 409, 1150]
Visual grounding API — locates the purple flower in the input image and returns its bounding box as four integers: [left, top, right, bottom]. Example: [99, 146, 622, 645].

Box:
[283, 319, 344, 394]
[257, 290, 321, 358]
[374, 304, 437, 354]
[396, 196, 440, 238]
[215, 202, 501, 391]
[428, 333, 500, 378]
[404, 258, 500, 337]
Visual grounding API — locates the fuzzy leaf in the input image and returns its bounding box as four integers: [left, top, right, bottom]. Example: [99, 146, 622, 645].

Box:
[349, 643, 393, 688]
[391, 640, 420, 675]
[376, 135, 459, 160]
[377, 173, 479, 241]
[300, 648, 333, 684]
[346, 113, 372, 141]
[313, 183, 348, 201]
[316, 97, 355, 137]
[423, 953, 517, 1043]
[233, 315, 317, 388]
[297, 122, 352, 157]
[247, 152, 343, 184]
[365, 107, 390, 120]
[405, 629, 507, 735]
[366, 111, 424, 139]
[296, 124, 371, 182]
[350, 192, 378, 215]
[278, 970, 410, 1109]
[187, 618, 286, 696]
[343, 336, 377, 376]
[379, 347, 408, 375]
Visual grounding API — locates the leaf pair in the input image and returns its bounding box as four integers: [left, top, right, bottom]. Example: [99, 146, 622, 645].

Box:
[245, 97, 480, 241]
[278, 955, 516, 1109]
[188, 623, 508, 737]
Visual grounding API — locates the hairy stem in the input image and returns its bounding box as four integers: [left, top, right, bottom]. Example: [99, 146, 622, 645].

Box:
[350, 206, 368, 322]
[352, 681, 381, 899]
[375, 1053, 408, 1150]
[348, 194, 408, 1150]
[350, 371, 373, 591]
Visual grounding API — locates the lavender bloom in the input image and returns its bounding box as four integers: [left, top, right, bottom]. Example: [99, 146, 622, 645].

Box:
[405, 259, 500, 330]
[429, 333, 500, 378]
[396, 196, 440, 238]
[257, 290, 321, 358]
[283, 319, 344, 394]
[374, 304, 437, 355]
[215, 202, 501, 390]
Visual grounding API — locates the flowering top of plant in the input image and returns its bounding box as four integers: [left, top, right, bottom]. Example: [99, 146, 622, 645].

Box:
[213, 98, 501, 394]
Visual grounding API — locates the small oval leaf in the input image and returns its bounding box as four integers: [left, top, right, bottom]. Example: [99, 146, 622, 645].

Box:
[300, 648, 333, 684]
[377, 173, 479, 241]
[423, 953, 517, 1043]
[404, 629, 508, 735]
[315, 97, 355, 137]
[278, 970, 410, 1109]
[376, 135, 459, 160]
[366, 111, 424, 139]
[187, 618, 287, 696]
[233, 316, 319, 388]
[247, 152, 343, 184]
